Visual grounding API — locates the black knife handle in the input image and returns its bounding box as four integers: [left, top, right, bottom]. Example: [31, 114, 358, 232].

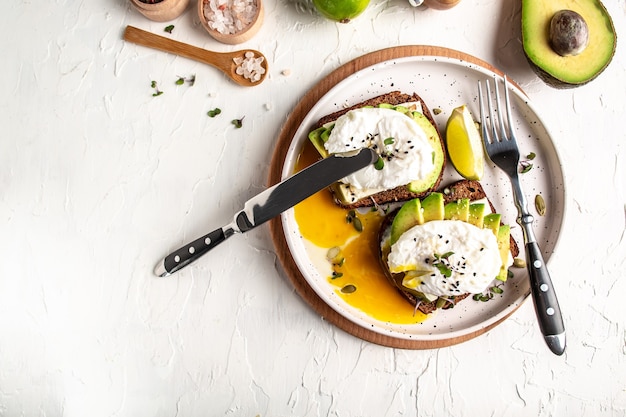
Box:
[158, 228, 230, 276]
[526, 241, 566, 355]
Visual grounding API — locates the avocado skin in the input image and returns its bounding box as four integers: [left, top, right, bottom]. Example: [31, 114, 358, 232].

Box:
[524, 55, 611, 89]
[521, 0, 617, 89]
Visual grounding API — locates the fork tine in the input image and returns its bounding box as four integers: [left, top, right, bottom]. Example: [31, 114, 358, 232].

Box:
[494, 77, 508, 142]
[478, 80, 487, 145]
[485, 78, 498, 144]
[503, 76, 517, 142]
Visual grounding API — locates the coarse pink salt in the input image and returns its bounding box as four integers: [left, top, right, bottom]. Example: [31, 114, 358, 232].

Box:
[233, 51, 265, 82]
[204, 0, 258, 35]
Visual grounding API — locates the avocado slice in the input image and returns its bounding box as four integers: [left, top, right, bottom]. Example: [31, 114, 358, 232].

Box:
[420, 192, 444, 222]
[443, 198, 470, 222]
[495, 225, 512, 281]
[482, 213, 502, 237]
[389, 198, 424, 245]
[468, 203, 486, 228]
[406, 112, 445, 194]
[521, 0, 617, 88]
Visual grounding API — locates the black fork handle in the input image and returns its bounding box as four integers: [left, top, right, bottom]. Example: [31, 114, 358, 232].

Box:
[512, 178, 566, 355]
[523, 227, 566, 355]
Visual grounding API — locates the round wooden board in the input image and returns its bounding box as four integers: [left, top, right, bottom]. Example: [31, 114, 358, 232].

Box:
[268, 46, 519, 350]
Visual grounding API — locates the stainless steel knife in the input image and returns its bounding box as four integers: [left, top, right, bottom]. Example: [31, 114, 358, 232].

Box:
[154, 147, 379, 277]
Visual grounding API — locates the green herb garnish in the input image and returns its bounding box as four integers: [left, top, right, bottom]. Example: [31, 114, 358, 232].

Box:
[231, 117, 244, 128]
[164, 25, 175, 33]
[208, 108, 222, 118]
[473, 293, 493, 302]
[374, 156, 384, 170]
[490, 284, 504, 294]
[433, 252, 454, 277]
[151, 81, 163, 96]
[520, 161, 533, 173]
[383, 137, 395, 146]
[473, 284, 505, 303]
[175, 75, 196, 86]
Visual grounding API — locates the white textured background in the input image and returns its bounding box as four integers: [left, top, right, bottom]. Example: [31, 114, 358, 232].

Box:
[1, 0, 625, 415]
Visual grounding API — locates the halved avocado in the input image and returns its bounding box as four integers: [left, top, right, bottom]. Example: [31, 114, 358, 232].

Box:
[521, 0, 617, 88]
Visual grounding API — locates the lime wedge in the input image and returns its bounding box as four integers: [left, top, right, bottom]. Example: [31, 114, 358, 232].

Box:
[445, 105, 484, 180]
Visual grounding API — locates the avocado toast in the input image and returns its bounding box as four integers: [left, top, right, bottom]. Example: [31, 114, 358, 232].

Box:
[379, 179, 520, 314]
[308, 91, 446, 209]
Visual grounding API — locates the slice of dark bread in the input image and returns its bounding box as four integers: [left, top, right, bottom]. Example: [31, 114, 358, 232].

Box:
[378, 179, 520, 315]
[312, 91, 446, 209]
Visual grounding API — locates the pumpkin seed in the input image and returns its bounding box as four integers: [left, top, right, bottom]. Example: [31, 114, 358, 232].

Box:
[341, 284, 357, 294]
[535, 194, 546, 216]
[513, 257, 526, 268]
[326, 246, 344, 265]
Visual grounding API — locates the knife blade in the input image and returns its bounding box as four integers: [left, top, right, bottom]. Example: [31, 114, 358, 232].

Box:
[154, 147, 379, 277]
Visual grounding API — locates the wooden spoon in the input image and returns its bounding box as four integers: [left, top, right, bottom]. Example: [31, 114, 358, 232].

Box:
[123, 26, 268, 87]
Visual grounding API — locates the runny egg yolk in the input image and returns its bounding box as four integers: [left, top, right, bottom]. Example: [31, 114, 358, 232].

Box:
[294, 142, 427, 325]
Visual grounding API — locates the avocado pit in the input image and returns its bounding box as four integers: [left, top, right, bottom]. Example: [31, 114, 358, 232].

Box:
[549, 10, 589, 56]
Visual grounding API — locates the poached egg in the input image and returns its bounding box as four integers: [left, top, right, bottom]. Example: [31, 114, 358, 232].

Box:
[323, 107, 436, 199]
[387, 220, 502, 297]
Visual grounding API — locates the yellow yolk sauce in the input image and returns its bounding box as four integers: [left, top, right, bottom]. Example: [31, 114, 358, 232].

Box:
[294, 142, 428, 324]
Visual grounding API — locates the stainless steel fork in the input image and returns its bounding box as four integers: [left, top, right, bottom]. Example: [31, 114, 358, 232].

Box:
[478, 76, 566, 356]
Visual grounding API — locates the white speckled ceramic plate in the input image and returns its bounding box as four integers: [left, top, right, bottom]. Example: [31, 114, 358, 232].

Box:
[270, 47, 565, 349]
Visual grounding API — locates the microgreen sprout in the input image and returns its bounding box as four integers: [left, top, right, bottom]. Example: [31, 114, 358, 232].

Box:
[520, 151, 536, 173]
[150, 80, 163, 97]
[164, 25, 175, 33]
[231, 117, 245, 128]
[520, 160, 533, 173]
[490, 284, 504, 294]
[473, 284, 505, 302]
[433, 252, 454, 277]
[473, 292, 493, 302]
[207, 108, 222, 118]
[175, 75, 196, 86]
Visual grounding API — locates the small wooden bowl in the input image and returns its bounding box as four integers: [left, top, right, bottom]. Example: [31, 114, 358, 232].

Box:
[130, 0, 190, 22]
[198, 0, 264, 45]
